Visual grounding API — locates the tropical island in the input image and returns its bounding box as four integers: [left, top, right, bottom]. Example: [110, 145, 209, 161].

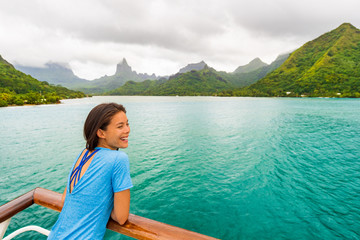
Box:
[1, 23, 360, 103]
[108, 23, 360, 98]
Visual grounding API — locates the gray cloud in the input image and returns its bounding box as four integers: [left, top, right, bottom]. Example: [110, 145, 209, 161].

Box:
[0, 0, 359, 78]
[1, 0, 227, 53]
[226, 0, 360, 38]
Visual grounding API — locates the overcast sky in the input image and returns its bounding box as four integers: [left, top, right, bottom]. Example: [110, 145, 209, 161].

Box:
[1, 0, 359, 80]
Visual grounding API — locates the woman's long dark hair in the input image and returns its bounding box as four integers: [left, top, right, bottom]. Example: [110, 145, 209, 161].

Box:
[84, 103, 126, 151]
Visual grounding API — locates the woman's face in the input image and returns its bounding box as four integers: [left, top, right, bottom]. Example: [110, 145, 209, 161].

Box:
[97, 111, 130, 150]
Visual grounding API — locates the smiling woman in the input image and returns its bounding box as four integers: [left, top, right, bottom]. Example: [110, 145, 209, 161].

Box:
[96, 111, 130, 150]
[47, 103, 133, 240]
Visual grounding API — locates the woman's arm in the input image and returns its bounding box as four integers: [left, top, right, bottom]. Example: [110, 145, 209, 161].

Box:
[111, 189, 130, 225]
[61, 187, 67, 207]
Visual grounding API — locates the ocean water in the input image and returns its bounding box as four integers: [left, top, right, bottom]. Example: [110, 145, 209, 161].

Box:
[0, 96, 359, 240]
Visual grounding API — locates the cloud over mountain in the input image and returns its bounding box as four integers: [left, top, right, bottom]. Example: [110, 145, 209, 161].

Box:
[0, 0, 359, 79]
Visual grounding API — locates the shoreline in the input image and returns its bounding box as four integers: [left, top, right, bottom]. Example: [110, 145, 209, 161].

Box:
[1, 102, 62, 108]
[1, 95, 359, 108]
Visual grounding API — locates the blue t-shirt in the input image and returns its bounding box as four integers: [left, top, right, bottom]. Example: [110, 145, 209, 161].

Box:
[48, 147, 133, 240]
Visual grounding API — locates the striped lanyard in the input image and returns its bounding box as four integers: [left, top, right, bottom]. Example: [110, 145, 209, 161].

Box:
[70, 149, 100, 189]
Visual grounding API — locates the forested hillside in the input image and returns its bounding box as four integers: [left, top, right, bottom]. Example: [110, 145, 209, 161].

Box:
[226, 23, 360, 97]
[107, 67, 232, 96]
[0, 55, 85, 107]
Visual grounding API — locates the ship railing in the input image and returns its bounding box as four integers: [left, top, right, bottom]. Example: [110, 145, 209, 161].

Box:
[0, 188, 219, 240]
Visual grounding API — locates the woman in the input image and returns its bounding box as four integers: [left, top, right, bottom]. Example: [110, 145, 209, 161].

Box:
[48, 103, 133, 239]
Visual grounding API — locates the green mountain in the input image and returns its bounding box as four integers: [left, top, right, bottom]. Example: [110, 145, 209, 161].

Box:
[15, 58, 159, 95]
[219, 54, 289, 88]
[231, 23, 360, 97]
[0, 55, 85, 107]
[15, 62, 90, 89]
[233, 57, 268, 74]
[106, 55, 290, 96]
[77, 58, 159, 94]
[107, 66, 232, 96]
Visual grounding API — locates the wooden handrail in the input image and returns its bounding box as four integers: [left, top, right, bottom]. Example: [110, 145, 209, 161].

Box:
[0, 188, 219, 240]
[0, 189, 35, 223]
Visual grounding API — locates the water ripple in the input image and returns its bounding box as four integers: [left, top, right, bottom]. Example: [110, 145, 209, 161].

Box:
[1, 97, 359, 239]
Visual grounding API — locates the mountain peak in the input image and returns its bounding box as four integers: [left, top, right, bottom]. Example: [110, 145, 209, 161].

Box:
[121, 58, 129, 66]
[249, 57, 266, 65]
[329, 22, 358, 37]
[338, 22, 356, 29]
[14, 61, 89, 88]
[234, 57, 268, 74]
[178, 61, 207, 74]
[115, 58, 132, 75]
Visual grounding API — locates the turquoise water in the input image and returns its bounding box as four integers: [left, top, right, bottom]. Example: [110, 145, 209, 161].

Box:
[1, 96, 360, 240]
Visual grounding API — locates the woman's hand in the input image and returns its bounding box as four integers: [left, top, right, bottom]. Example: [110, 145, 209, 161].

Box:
[111, 189, 130, 225]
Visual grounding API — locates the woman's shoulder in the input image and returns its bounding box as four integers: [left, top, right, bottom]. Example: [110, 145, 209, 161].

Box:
[113, 150, 128, 161]
[103, 150, 130, 172]
[98, 148, 128, 161]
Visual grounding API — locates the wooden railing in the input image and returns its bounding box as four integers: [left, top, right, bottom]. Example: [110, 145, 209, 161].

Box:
[0, 188, 219, 240]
